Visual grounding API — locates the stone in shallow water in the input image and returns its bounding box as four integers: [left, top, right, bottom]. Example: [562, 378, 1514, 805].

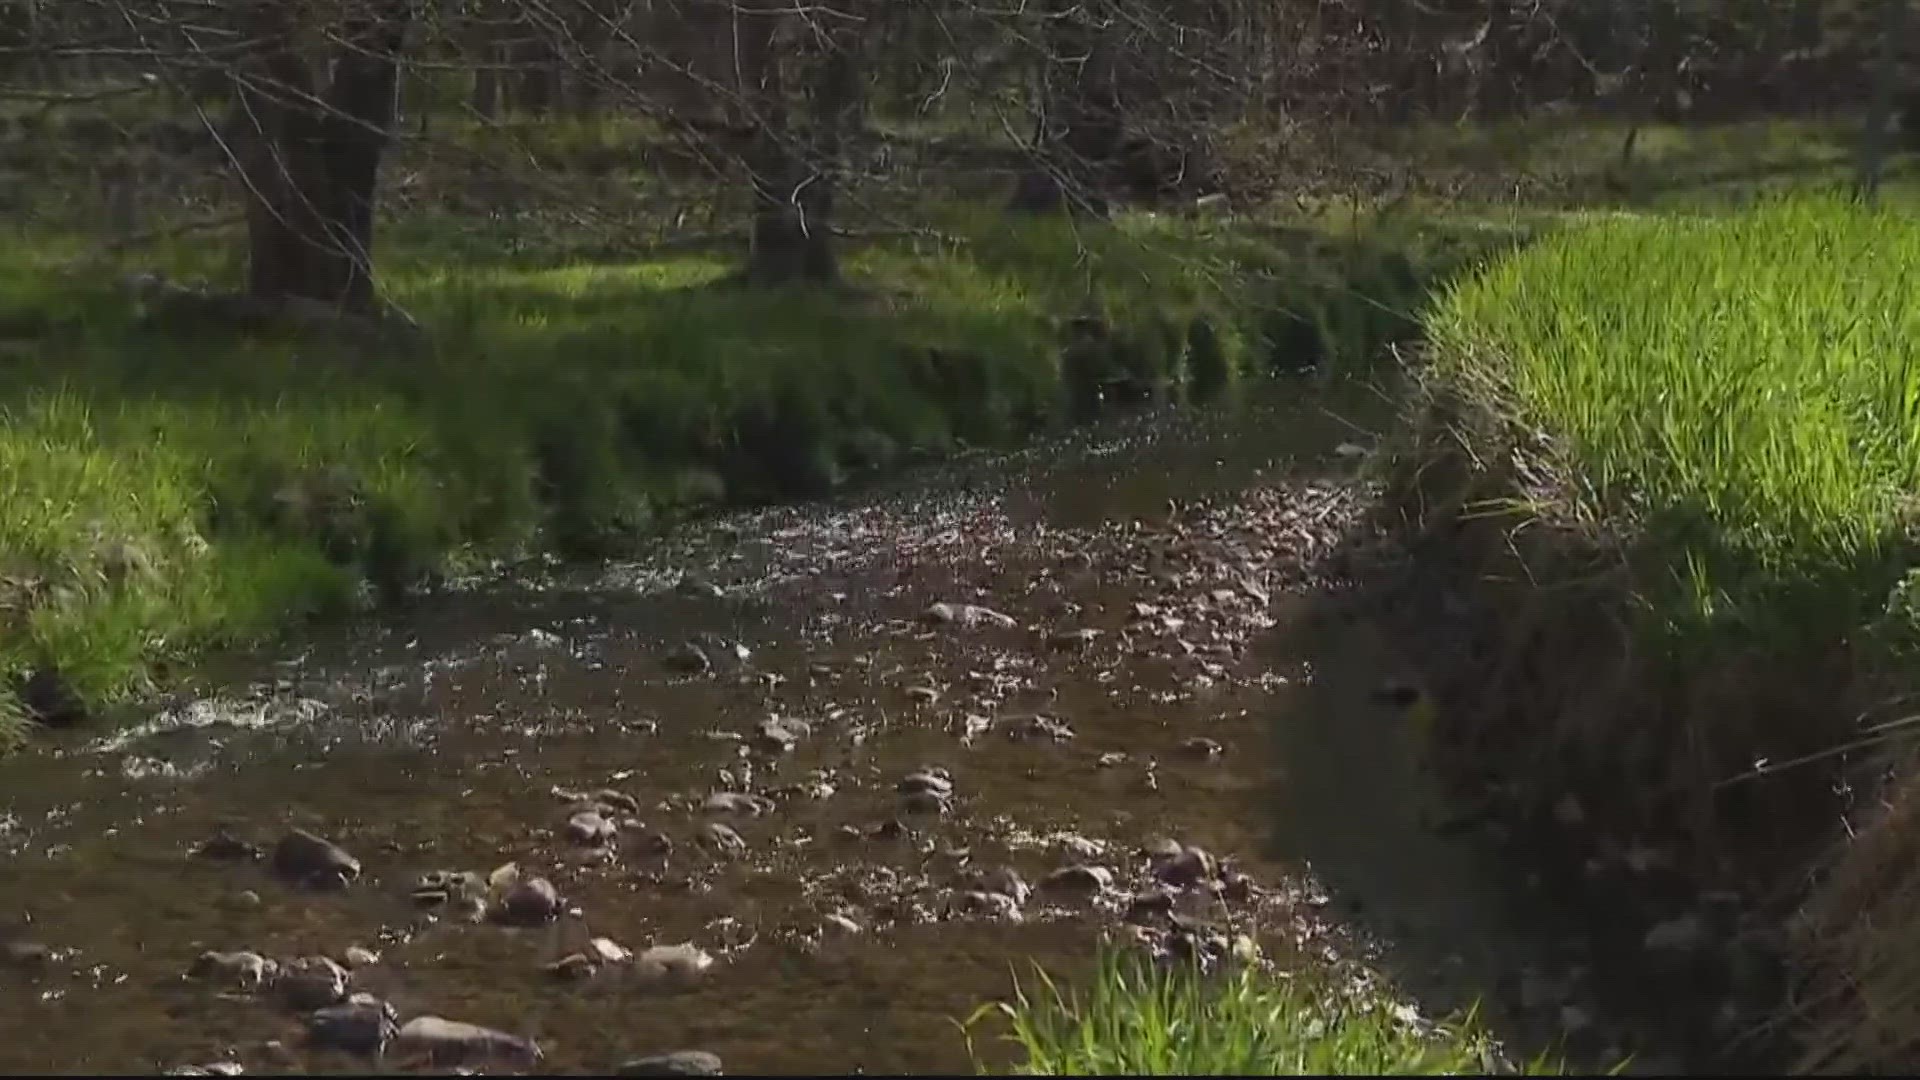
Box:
[702, 791, 774, 817]
[495, 877, 562, 926]
[279, 955, 349, 1010]
[1040, 864, 1114, 896]
[634, 943, 714, 985]
[923, 602, 1016, 629]
[699, 821, 747, 855]
[391, 1016, 541, 1071]
[619, 1050, 725, 1076]
[307, 996, 398, 1054]
[271, 828, 360, 883]
[566, 809, 618, 846]
[188, 950, 278, 990]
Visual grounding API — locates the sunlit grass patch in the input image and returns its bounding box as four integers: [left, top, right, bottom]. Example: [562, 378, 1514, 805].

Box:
[966, 952, 1553, 1077]
[1426, 192, 1920, 647]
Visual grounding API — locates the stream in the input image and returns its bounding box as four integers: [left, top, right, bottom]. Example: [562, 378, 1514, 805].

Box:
[0, 380, 1673, 1075]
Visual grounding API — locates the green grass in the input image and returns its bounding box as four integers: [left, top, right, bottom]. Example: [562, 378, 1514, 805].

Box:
[965, 952, 1553, 1076]
[1426, 191, 1920, 649]
[0, 200, 1478, 730]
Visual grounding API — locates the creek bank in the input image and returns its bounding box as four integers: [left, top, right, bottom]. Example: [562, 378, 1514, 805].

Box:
[1, 210, 1496, 750]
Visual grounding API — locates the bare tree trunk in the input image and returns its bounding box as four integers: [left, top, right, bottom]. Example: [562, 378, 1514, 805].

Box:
[229, 1, 411, 307]
[1857, 0, 1910, 204]
[1010, 0, 1122, 214]
[736, 0, 844, 286]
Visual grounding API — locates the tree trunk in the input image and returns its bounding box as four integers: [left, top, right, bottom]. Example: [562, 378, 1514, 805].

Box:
[229, 1, 411, 307]
[1857, 0, 1910, 204]
[737, 0, 842, 286]
[1010, 1, 1122, 214]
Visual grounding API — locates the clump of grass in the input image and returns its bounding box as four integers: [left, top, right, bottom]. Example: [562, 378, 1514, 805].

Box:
[1426, 191, 1920, 649]
[965, 952, 1543, 1076]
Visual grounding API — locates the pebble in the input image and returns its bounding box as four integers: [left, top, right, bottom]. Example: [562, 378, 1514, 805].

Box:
[751, 717, 808, 754]
[191, 827, 261, 863]
[279, 956, 349, 1010]
[1151, 844, 1217, 889]
[188, 950, 278, 990]
[702, 792, 775, 817]
[1048, 628, 1103, 651]
[343, 946, 380, 968]
[271, 828, 360, 884]
[969, 866, 1030, 904]
[307, 996, 398, 1054]
[547, 953, 598, 981]
[948, 890, 1023, 921]
[1643, 912, 1709, 953]
[635, 943, 714, 985]
[897, 769, 953, 797]
[900, 790, 950, 814]
[924, 601, 1016, 628]
[588, 937, 633, 963]
[392, 1016, 542, 1071]
[1006, 715, 1075, 742]
[1040, 864, 1114, 896]
[1179, 736, 1223, 758]
[700, 821, 747, 855]
[566, 809, 618, 846]
[619, 1050, 725, 1076]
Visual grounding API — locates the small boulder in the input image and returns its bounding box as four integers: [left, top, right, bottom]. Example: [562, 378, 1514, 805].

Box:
[619, 1050, 725, 1076]
[495, 877, 562, 926]
[271, 829, 360, 884]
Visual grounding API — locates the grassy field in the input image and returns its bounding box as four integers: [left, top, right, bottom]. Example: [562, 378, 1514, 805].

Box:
[966, 952, 1551, 1077]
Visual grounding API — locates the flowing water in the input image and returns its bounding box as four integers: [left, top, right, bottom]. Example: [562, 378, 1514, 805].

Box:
[0, 381, 1666, 1075]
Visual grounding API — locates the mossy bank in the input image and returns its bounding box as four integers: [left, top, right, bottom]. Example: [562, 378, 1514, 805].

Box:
[0, 204, 1493, 746]
[1369, 194, 1920, 1070]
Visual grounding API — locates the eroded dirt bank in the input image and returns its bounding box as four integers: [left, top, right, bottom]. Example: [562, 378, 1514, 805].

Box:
[0, 383, 1707, 1075]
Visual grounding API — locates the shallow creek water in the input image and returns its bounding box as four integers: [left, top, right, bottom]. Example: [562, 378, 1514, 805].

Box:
[0, 381, 1658, 1075]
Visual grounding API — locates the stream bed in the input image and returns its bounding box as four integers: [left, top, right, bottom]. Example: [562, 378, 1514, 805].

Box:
[0, 381, 1678, 1075]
